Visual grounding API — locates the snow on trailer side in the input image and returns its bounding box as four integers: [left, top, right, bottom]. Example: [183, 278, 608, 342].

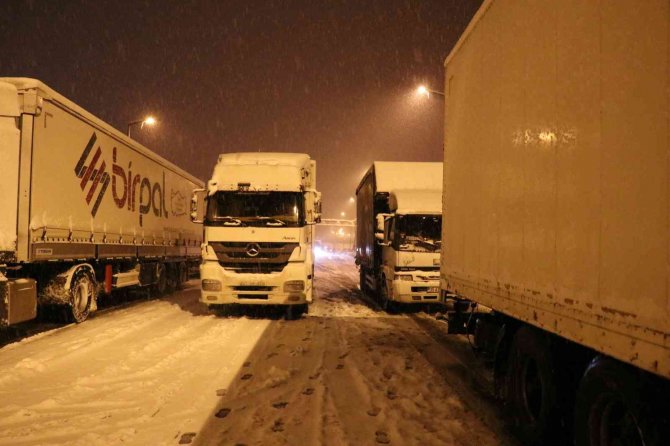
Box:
[0, 78, 203, 325]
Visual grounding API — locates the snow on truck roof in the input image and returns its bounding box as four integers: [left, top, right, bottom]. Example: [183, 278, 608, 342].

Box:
[389, 189, 442, 215]
[358, 161, 443, 193]
[217, 152, 311, 167]
[209, 152, 314, 193]
[0, 77, 204, 187]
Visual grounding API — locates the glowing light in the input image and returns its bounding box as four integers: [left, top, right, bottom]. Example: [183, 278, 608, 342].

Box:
[340, 212, 346, 217]
[349, 197, 355, 203]
[313, 246, 332, 260]
[144, 116, 156, 126]
[538, 130, 557, 144]
[417, 85, 429, 97]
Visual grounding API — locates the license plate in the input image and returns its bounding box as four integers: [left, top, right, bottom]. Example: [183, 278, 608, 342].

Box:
[429, 287, 439, 293]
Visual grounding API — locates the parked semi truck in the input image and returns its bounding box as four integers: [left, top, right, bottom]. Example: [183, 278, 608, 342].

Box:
[441, 1, 670, 444]
[193, 153, 321, 319]
[355, 162, 442, 310]
[0, 78, 203, 326]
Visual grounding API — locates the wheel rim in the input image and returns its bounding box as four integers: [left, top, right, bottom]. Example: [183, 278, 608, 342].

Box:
[521, 358, 543, 422]
[592, 396, 644, 446]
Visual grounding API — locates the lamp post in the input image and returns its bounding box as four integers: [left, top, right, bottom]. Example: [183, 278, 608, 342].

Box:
[416, 85, 444, 98]
[127, 116, 157, 138]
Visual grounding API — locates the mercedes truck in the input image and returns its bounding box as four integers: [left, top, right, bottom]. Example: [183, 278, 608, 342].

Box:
[193, 152, 321, 319]
[440, 1, 670, 444]
[0, 78, 203, 326]
[355, 162, 442, 311]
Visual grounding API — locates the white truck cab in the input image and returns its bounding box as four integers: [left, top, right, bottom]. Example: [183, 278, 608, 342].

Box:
[377, 190, 442, 309]
[194, 153, 321, 319]
[355, 162, 442, 311]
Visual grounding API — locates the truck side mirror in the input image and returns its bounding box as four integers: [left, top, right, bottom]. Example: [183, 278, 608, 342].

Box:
[376, 215, 385, 232]
[191, 188, 206, 224]
[306, 190, 322, 225]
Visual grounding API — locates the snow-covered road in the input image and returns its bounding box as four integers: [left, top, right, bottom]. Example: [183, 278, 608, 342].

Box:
[0, 255, 515, 445]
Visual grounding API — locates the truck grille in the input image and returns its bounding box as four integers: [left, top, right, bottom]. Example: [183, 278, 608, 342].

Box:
[210, 242, 298, 274]
[232, 285, 275, 291]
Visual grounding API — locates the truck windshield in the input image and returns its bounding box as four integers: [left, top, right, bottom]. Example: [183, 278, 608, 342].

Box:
[395, 215, 442, 252]
[206, 191, 305, 227]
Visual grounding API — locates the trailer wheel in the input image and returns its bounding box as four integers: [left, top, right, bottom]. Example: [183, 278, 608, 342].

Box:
[165, 263, 178, 293]
[177, 262, 188, 288]
[154, 263, 167, 296]
[574, 356, 666, 446]
[69, 269, 93, 323]
[506, 326, 559, 444]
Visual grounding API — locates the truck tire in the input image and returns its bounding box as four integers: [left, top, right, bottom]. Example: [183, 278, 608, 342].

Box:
[505, 326, 560, 444]
[380, 278, 396, 313]
[574, 356, 667, 446]
[177, 262, 188, 288]
[285, 304, 306, 320]
[69, 269, 93, 323]
[165, 263, 178, 293]
[209, 304, 232, 317]
[359, 268, 367, 295]
[154, 263, 167, 296]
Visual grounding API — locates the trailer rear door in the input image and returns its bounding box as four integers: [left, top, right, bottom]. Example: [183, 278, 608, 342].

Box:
[0, 82, 20, 260]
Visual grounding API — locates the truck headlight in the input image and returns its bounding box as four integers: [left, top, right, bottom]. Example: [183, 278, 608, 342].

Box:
[394, 274, 413, 281]
[284, 280, 305, 292]
[202, 279, 222, 291]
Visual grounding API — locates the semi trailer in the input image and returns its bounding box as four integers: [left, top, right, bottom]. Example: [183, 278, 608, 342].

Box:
[193, 152, 321, 319]
[0, 78, 203, 326]
[355, 162, 442, 310]
[440, 1, 670, 444]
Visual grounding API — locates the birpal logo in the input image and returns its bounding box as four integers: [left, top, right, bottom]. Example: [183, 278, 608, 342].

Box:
[74, 132, 168, 226]
[74, 132, 110, 218]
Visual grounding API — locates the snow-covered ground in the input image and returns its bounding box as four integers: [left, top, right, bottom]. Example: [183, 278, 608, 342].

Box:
[0, 255, 515, 445]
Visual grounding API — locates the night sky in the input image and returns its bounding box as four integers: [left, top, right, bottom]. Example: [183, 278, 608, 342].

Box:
[0, 0, 481, 217]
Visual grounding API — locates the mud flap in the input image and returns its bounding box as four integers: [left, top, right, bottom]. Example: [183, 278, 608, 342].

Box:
[1, 272, 37, 326]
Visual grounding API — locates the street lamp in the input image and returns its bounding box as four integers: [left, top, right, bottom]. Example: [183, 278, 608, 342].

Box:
[340, 211, 346, 217]
[127, 116, 157, 137]
[416, 85, 444, 98]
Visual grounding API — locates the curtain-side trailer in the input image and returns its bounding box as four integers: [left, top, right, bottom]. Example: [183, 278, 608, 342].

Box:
[441, 1, 670, 445]
[0, 78, 203, 326]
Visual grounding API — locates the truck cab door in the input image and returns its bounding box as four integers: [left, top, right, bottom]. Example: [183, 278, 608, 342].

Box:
[381, 217, 397, 274]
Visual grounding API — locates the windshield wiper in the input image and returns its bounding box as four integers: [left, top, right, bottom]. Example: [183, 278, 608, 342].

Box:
[214, 216, 244, 226]
[258, 217, 287, 226]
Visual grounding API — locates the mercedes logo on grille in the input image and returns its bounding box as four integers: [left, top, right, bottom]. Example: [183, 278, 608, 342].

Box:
[245, 243, 261, 257]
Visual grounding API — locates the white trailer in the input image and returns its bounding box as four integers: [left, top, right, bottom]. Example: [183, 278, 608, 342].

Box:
[441, 1, 670, 444]
[0, 78, 203, 326]
[194, 152, 321, 320]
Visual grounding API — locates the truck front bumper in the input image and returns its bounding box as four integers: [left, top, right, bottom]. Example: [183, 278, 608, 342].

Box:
[199, 261, 312, 306]
[390, 279, 440, 304]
